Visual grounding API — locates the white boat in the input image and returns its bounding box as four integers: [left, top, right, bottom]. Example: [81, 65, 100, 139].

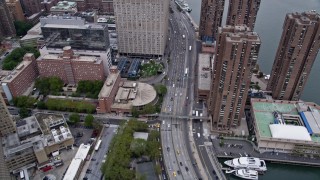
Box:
[226, 169, 258, 180]
[224, 157, 267, 171]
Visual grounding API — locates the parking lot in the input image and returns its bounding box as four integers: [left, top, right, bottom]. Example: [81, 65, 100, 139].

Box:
[69, 127, 94, 146]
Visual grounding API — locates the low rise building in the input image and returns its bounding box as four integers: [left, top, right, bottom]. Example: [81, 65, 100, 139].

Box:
[1, 53, 38, 102]
[97, 66, 121, 113]
[250, 98, 320, 154]
[2, 113, 74, 172]
[198, 53, 213, 101]
[50, 1, 77, 15]
[37, 46, 105, 84]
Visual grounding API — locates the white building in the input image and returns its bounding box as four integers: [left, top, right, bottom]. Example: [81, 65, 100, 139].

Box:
[113, 0, 169, 57]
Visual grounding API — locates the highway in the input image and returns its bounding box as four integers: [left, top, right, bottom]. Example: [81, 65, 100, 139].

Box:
[161, 2, 201, 180]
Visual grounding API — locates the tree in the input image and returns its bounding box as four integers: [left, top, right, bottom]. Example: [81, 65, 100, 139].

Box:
[2, 47, 40, 70]
[154, 84, 167, 97]
[37, 101, 46, 109]
[13, 96, 36, 108]
[14, 21, 33, 36]
[84, 114, 94, 127]
[141, 104, 156, 114]
[131, 107, 140, 118]
[35, 77, 63, 95]
[19, 107, 29, 118]
[69, 113, 80, 124]
[131, 139, 147, 157]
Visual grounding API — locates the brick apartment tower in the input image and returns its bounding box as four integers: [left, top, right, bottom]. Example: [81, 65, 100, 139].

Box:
[0, 0, 16, 37]
[208, 25, 261, 130]
[20, 0, 42, 16]
[267, 11, 320, 101]
[114, 0, 169, 57]
[199, 0, 225, 40]
[6, 0, 25, 21]
[0, 94, 16, 136]
[226, 0, 261, 30]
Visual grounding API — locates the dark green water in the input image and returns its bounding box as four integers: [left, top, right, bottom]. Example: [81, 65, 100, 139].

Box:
[218, 158, 320, 180]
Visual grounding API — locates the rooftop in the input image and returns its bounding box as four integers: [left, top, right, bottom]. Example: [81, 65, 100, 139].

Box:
[98, 70, 120, 98]
[39, 53, 102, 64]
[251, 99, 320, 143]
[198, 53, 213, 91]
[50, 1, 77, 11]
[2, 57, 33, 83]
[133, 132, 149, 141]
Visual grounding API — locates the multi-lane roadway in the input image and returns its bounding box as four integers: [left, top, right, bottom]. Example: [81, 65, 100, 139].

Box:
[161, 2, 201, 180]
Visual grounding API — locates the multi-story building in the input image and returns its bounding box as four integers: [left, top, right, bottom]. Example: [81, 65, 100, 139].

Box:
[50, 1, 77, 15]
[38, 15, 112, 74]
[198, 53, 213, 101]
[97, 66, 121, 113]
[114, 0, 169, 57]
[0, 0, 16, 37]
[1, 54, 38, 102]
[41, 0, 59, 13]
[5, 0, 25, 21]
[37, 46, 105, 84]
[21, 0, 42, 16]
[267, 11, 320, 101]
[208, 25, 261, 131]
[250, 99, 320, 154]
[0, 94, 16, 136]
[226, 0, 261, 30]
[2, 113, 74, 172]
[199, 0, 225, 40]
[69, 0, 114, 15]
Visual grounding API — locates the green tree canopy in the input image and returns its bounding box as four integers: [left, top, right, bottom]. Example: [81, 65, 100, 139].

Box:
[14, 21, 33, 36]
[76, 80, 103, 99]
[35, 77, 63, 95]
[19, 107, 29, 118]
[13, 96, 37, 108]
[69, 113, 80, 124]
[131, 138, 147, 157]
[84, 114, 94, 127]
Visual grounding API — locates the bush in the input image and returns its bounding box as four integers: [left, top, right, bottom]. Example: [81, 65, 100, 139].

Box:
[46, 99, 96, 113]
[69, 113, 80, 124]
[84, 114, 94, 127]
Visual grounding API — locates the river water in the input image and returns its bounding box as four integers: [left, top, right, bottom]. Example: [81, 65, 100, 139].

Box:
[185, 0, 320, 104]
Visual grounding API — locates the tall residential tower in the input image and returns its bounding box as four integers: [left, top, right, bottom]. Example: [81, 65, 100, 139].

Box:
[226, 0, 261, 30]
[0, 0, 16, 37]
[267, 11, 320, 101]
[114, 0, 169, 57]
[209, 25, 260, 130]
[0, 94, 16, 136]
[199, 0, 225, 40]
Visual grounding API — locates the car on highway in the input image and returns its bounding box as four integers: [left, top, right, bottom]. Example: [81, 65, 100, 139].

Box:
[180, 162, 183, 166]
[167, 147, 170, 151]
[173, 171, 177, 177]
[177, 170, 181, 175]
[176, 150, 180, 155]
[185, 166, 189, 171]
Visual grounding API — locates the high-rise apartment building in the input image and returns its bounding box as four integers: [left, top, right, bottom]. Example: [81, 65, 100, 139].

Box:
[114, 0, 169, 57]
[199, 0, 225, 40]
[69, 0, 114, 14]
[5, 0, 25, 21]
[20, 0, 42, 16]
[208, 25, 260, 130]
[0, 0, 16, 37]
[0, 94, 16, 136]
[267, 11, 320, 101]
[226, 0, 261, 30]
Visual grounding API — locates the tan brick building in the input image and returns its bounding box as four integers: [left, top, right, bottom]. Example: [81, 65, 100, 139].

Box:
[37, 46, 105, 84]
[5, 0, 25, 21]
[0, 94, 16, 136]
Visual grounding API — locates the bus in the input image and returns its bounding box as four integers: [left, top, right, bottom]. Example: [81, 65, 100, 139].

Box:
[185, 68, 188, 76]
[95, 139, 102, 151]
[189, 46, 192, 51]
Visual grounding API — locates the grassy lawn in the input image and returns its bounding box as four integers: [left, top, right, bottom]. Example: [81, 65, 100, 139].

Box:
[140, 60, 163, 78]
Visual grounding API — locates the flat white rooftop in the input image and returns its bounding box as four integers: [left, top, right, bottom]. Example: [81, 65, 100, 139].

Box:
[269, 124, 311, 141]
